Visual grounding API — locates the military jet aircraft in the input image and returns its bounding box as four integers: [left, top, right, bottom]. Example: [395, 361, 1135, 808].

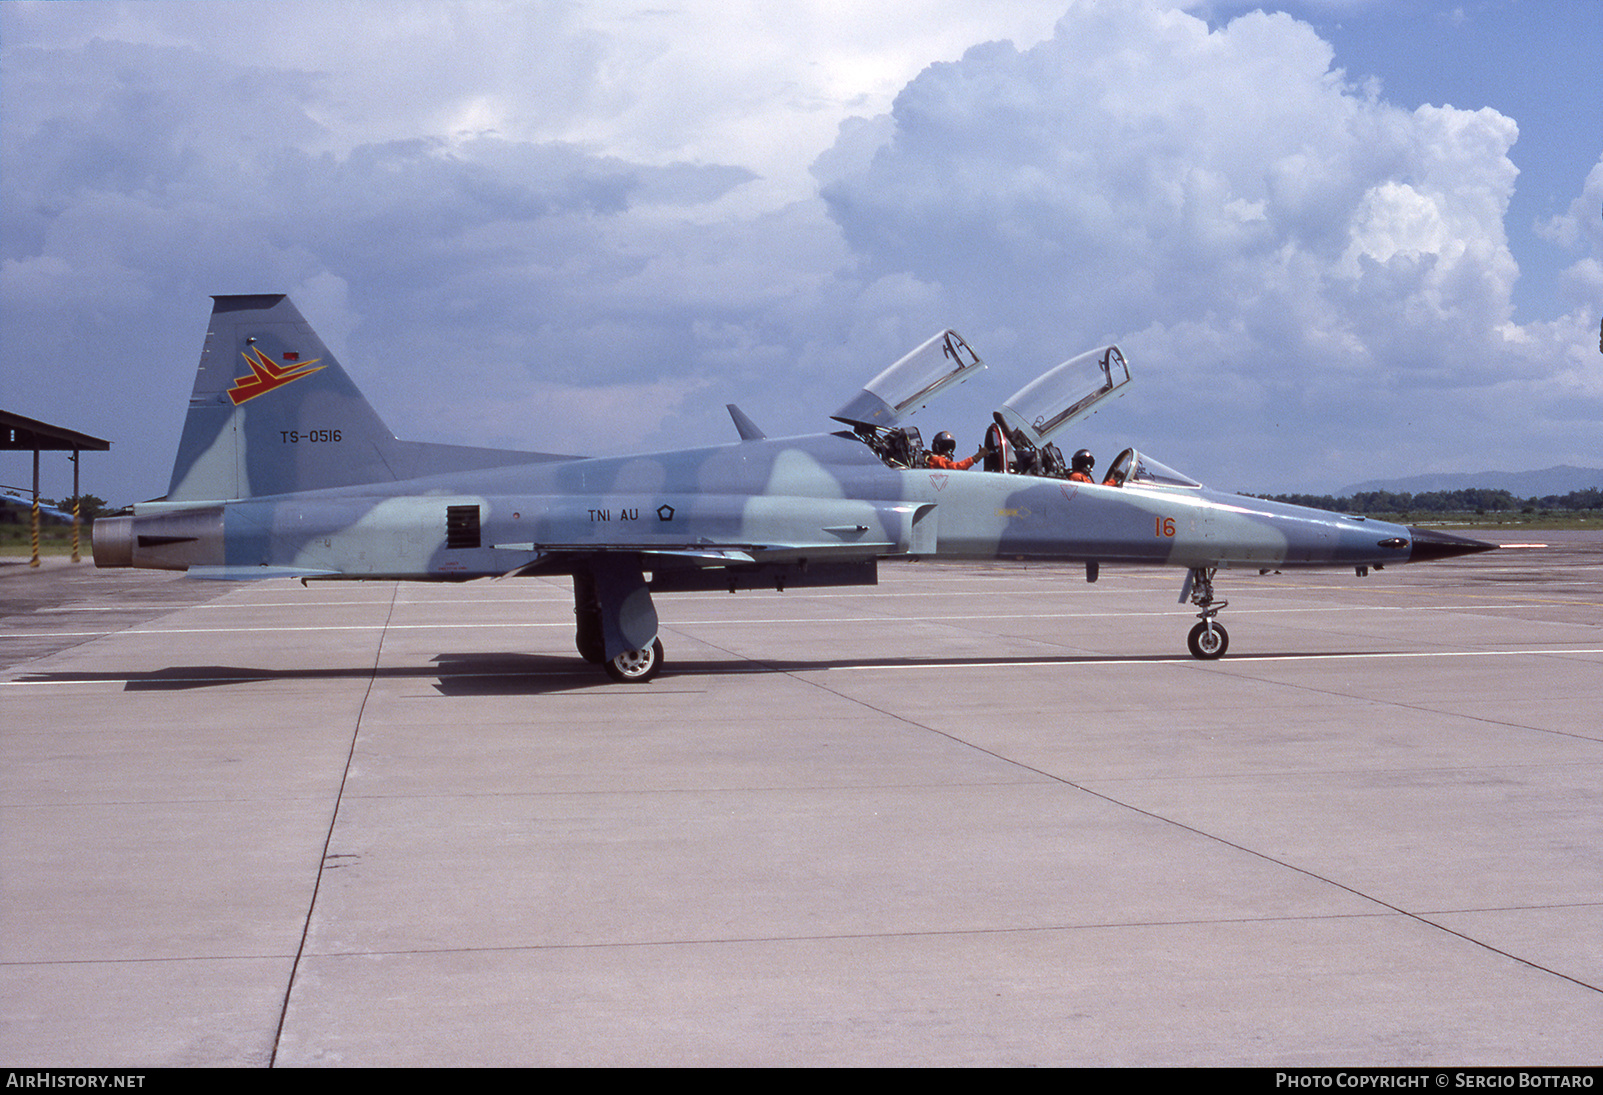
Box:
[94, 294, 1495, 681]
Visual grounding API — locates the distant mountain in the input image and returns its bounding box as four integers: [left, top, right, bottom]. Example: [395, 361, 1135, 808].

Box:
[1340, 465, 1603, 497]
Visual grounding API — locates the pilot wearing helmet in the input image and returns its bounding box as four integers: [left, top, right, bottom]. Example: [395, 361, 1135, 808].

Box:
[1068, 449, 1097, 483]
[925, 431, 983, 471]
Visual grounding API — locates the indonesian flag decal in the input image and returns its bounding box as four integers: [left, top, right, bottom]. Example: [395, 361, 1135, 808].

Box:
[227, 346, 325, 405]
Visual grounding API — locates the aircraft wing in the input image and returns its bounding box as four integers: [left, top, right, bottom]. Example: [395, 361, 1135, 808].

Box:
[498, 542, 887, 597]
[495, 540, 900, 567]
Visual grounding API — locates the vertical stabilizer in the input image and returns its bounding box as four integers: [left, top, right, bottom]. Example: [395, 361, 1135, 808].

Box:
[167, 295, 401, 501]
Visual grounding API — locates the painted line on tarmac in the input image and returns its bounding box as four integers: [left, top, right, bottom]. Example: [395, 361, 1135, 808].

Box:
[2, 599, 1585, 641]
[8, 646, 1600, 691]
[820, 647, 1603, 671]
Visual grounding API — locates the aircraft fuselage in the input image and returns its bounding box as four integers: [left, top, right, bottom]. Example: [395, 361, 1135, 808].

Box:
[98, 430, 1416, 580]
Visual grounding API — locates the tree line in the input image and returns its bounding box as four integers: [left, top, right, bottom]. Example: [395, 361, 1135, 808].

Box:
[1252, 487, 1602, 514]
[0, 494, 113, 522]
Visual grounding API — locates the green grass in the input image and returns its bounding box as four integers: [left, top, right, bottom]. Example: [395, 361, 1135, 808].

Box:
[1377, 513, 1599, 531]
[0, 523, 93, 557]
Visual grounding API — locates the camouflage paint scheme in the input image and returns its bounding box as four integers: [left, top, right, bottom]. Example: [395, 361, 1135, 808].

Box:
[95, 295, 1494, 681]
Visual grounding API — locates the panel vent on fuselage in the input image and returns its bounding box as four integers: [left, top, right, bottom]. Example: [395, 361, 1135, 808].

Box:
[446, 505, 481, 549]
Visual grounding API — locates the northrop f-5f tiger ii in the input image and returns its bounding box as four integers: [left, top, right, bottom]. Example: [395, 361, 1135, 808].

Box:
[95, 294, 1495, 681]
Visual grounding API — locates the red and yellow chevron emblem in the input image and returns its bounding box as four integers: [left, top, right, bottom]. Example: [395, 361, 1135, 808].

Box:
[227, 347, 325, 405]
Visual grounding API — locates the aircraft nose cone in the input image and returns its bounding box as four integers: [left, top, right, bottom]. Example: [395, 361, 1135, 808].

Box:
[1405, 526, 1499, 562]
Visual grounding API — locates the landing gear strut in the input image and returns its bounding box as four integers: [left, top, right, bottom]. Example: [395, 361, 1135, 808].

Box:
[573, 560, 665, 683]
[572, 570, 606, 664]
[1181, 567, 1229, 660]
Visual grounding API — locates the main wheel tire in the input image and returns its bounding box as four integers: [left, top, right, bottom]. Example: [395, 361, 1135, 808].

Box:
[1187, 621, 1228, 660]
[604, 638, 664, 683]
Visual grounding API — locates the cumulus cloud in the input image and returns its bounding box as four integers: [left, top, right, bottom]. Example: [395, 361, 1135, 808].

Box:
[0, 34, 768, 479]
[1539, 155, 1603, 301]
[814, 3, 1597, 486]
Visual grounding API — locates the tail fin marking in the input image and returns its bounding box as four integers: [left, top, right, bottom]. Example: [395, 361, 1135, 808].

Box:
[167, 295, 399, 502]
[166, 295, 571, 503]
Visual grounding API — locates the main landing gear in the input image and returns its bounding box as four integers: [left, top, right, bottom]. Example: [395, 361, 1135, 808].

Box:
[573, 565, 665, 683]
[1181, 567, 1229, 660]
[604, 638, 664, 683]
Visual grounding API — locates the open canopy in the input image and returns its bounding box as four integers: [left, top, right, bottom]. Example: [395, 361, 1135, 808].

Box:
[1102, 448, 1202, 489]
[994, 345, 1132, 448]
[831, 330, 985, 428]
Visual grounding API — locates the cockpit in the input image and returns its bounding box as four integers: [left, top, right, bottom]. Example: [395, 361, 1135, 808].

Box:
[837, 337, 1194, 487]
[850, 424, 1197, 493]
[1098, 448, 1201, 490]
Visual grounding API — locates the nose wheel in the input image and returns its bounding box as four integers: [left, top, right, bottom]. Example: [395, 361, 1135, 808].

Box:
[1181, 567, 1229, 660]
[1187, 620, 1229, 659]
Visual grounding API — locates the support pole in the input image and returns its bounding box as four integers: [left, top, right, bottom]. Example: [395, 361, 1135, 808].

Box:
[70, 449, 81, 563]
[30, 448, 40, 568]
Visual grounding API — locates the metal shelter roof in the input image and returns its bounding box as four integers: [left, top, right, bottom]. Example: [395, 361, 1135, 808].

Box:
[0, 410, 112, 452]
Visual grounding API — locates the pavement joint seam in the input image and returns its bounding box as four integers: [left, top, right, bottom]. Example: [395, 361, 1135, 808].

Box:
[765, 662, 1603, 1003]
[269, 582, 399, 1068]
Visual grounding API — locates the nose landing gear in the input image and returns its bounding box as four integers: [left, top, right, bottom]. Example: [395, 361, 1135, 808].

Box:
[1187, 619, 1228, 659]
[1181, 567, 1229, 660]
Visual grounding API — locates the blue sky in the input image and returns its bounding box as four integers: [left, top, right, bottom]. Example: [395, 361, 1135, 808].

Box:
[1227, 0, 1601, 322]
[3, 0, 1599, 505]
